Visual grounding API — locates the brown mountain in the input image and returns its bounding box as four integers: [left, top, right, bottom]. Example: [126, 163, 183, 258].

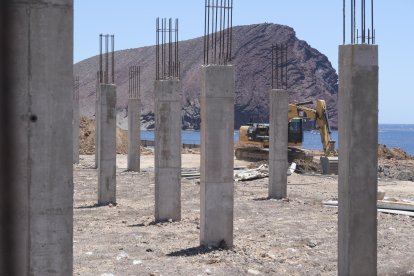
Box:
[74, 23, 338, 130]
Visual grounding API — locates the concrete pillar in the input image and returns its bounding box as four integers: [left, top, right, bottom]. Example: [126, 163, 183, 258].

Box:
[0, 1, 12, 274]
[154, 80, 182, 222]
[94, 92, 100, 169]
[98, 84, 117, 205]
[338, 44, 378, 276]
[268, 89, 288, 199]
[200, 65, 234, 248]
[4, 0, 74, 274]
[127, 98, 141, 171]
[73, 82, 80, 164]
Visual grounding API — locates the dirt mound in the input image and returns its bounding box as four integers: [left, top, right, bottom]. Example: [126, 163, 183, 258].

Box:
[378, 144, 413, 160]
[79, 117, 96, 155]
[294, 159, 321, 174]
[116, 128, 128, 154]
[79, 117, 130, 155]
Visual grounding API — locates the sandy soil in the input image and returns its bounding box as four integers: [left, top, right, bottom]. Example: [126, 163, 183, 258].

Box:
[74, 154, 414, 276]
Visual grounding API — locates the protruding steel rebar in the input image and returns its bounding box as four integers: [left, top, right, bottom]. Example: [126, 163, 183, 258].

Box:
[343, 0, 346, 44]
[95, 71, 100, 99]
[156, 18, 180, 80]
[111, 35, 115, 83]
[105, 35, 109, 83]
[129, 66, 141, 99]
[73, 76, 80, 101]
[98, 34, 115, 84]
[99, 35, 103, 82]
[371, 0, 375, 44]
[271, 44, 288, 90]
[203, 0, 233, 65]
[343, 0, 375, 44]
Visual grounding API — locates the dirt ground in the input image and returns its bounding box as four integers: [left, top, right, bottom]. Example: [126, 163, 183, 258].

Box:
[73, 153, 414, 276]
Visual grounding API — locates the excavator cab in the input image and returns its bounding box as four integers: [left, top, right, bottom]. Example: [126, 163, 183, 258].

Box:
[288, 118, 303, 146]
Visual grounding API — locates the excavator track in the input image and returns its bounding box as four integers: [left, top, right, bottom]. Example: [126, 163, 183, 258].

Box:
[235, 147, 269, 162]
[235, 147, 311, 162]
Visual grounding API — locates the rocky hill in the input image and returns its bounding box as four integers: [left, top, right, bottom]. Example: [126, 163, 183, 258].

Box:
[74, 23, 338, 130]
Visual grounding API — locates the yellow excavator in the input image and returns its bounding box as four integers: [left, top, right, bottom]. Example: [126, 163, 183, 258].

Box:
[235, 99, 337, 173]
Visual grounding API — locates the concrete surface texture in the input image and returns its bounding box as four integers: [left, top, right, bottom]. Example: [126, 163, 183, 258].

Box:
[98, 84, 117, 205]
[154, 80, 182, 222]
[94, 92, 100, 169]
[200, 65, 235, 248]
[0, 4, 9, 273]
[338, 44, 379, 276]
[269, 89, 289, 199]
[127, 98, 141, 172]
[73, 88, 80, 164]
[4, 0, 74, 275]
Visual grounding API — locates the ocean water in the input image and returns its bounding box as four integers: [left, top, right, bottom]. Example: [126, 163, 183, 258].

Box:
[141, 124, 414, 155]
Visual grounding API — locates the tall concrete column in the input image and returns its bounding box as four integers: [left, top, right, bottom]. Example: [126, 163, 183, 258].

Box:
[154, 80, 182, 222]
[127, 98, 141, 171]
[73, 81, 80, 164]
[4, 0, 74, 274]
[338, 44, 378, 276]
[0, 1, 13, 274]
[269, 89, 288, 199]
[94, 91, 100, 169]
[200, 65, 234, 248]
[98, 84, 117, 205]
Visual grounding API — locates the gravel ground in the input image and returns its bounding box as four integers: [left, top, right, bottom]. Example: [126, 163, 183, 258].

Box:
[74, 154, 414, 276]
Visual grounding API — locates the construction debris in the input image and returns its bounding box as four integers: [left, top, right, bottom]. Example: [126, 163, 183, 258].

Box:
[234, 164, 269, 182]
[234, 163, 296, 182]
[323, 197, 414, 217]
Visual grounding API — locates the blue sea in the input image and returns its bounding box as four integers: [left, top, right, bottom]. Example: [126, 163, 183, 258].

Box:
[141, 124, 414, 155]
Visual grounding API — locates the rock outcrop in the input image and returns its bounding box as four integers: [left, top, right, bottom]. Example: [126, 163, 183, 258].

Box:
[74, 23, 338, 130]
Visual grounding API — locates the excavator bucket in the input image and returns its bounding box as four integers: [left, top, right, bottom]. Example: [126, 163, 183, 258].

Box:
[320, 156, 339, 175]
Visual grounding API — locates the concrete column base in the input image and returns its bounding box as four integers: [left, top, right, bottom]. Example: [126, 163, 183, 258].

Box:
[154, 80, 182, 222]
[338, 44, 378, 276]
[98, 84, 117, 205]
[127, 98, 141, 172]
[269, 89, 288, 199]
[200, 65, 234, 248]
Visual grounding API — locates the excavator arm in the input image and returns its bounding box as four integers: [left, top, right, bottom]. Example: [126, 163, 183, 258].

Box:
[288, 100, 336, 156]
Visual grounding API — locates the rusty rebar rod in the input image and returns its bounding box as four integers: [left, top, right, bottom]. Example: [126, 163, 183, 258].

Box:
[155, 18, 180, 80]
[203, 0, 233, 65]
[98, 34, 115, 84]
[129, 66, 140, 99]
[271, 44, 288, 90]
[344, 0, 375, 44]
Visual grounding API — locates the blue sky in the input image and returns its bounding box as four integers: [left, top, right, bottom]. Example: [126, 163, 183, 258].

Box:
[75, 0, 414, 124]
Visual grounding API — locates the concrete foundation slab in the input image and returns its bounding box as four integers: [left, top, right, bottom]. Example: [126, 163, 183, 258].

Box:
[98, 84, 117, 205]
[269, 89, 288, 199]
[200, 65, 234, 248]
[127, 98, 141, 172]
[338, 44, 378, 276]
[154, 80, 182, 222]
[6, 1, 74, 274]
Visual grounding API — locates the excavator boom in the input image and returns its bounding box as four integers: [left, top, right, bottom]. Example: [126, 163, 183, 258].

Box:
[288, 99, 336, 156]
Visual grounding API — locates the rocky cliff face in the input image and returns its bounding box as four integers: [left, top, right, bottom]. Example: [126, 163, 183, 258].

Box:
[74, 23, 338, 130]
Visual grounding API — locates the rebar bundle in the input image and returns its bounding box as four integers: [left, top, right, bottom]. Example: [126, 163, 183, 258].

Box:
[156, 18, 180, 80]
[271, 44, 288, 90]
[343, 0, 375, 44]
[73, 76, 80, 101]
[98, 34, 115, 84]
[129, 66, 141, 99]
[203, 0, 233, 65]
